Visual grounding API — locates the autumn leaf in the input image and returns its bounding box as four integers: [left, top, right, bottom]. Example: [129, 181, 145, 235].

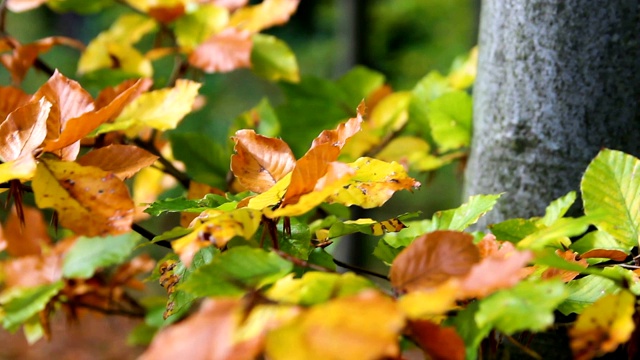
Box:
[408, 320, 465, 360]
[266, 272, 374, 306]
[0, 97, 51, 162]
[265, 290, 404, 360]
[0, 86, 30, 120]
[174, 4, 230, 52]
[76, 144, 158, 180]
[188, 28, 253, 73]
[228, 0, 300, 33]
[231, 129, 296, 193]
[398, 281, 459, 319]
[541, 249, 588, 282]
[32, 157, 134, 237]
[390, 231, 480, 293]
[2, 205, 51, 257]
[570, 291, 635, 360]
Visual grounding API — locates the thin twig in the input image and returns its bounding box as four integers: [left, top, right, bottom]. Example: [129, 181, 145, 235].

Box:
[274, 249, 335, 273]
[333, 258, 390, 281]
[133, 138, 191, 189]
[132, 223, 172, 249]
[502, 333, 543, 360]
[0, 0, 7, 34]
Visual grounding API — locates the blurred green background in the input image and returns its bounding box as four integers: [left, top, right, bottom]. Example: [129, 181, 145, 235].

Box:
[0, 0, 477, 266]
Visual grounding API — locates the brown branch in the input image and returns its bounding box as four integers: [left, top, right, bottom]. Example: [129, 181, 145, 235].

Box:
[333, 258, 390, 281]
[133, 137, 191, 189]
[502, 333, 543, 360]
[132, 223, 173, 249]
[65, 300, 146, 318]
[273, 249, 335, 273]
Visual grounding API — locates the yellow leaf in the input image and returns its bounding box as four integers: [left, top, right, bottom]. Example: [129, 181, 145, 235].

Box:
[32, 157, 134, 237]
[448, 47, 478, 90]
[369, 91, 411, 134]
[247, 172, 292, 210]
[265, 290, 405, 360]
[172, 208, 262, 264]
[174, 4, 230, 51]
[0, 155, 37, 183]
[570, 291, 636, 360]
[228, 0, 299, 33]
[98, 79, 201, 136]
[327, 157, 421, 208]
[399, 280, 460, 319]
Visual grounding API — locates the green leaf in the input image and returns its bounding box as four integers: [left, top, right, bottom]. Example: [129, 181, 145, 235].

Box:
[251, 34, 299, 83]
[62, 233, 138, 279]
[326, 213, 419, 239]
[174, 4, 229, 51]
[336, 66, 385, 104]
[489, 218, 540, 242]
[557, 275, 619, 315]
[170, 132, 230, 188]
[382, 219, 432, 248]
[373, 240, 403, 265]
[307, 248, 336, 271]
[277, 219, 312, 260]
[432, 194, 502, 231]
[428, 91, 472, 152]
[581, 149, 640, 248]
[233, 98, 281, 138]
[532, 249, 628, 285]
[570, 230, 632, 255]
[47, 0, 113, 14]
[412, 71, 451, 103]
[445, 301, 491, 360]
[0, 281, 64, 332]
[539, 191, 576, 227]
[475, 280, 568, 334]
[266, 272, 374, 306]
[144, 194, 229, 216]
[180, 247, 293, 297]
[517, 216, 597, 250]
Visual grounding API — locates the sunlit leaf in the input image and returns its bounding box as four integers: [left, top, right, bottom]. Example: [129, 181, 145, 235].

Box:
[581, 149, 640, 248]
[539, 191, 577, 227]
[382, 219, 433, 248]
[0, 86, 30, 120]
[97, 79, 201, 136]
[540, 249, 587, 282]
[5, 0, 47, 12]
[557, 273, 621, 315]
[188, 28, 252, 73]
[489, 218, 540, 243]
[265, 290, 404, 360]
[228, 0, 299, 33]
[447, 47, 478, 90]
[62, 233, 139, 279]
[174, 4, 229, 51]
[0, 281, 64, 332]
[517, 216, 597, 250]
[390, 231, 480, 293]
[570, 230, 632, 260]
[145, 194, 229, 216]
[475, 280, 568, 334]
[231, 129, 296, 193]
[251, 34, 299, 82]
[266, 272, 374, 306]
[76, 144, 158, 180]
[369, 91, 411, 134]
[398, 281, 459, 319]
[320, 213, 417, 240]
[33, 157, 134, 237]
[171, 208, 262, 265]
[570, 291, 635, 360]
[0, 97, 51, 162]
[428, 91, 472, 152]
[432, 193, 502, 231]
[180, 247, 293, 297]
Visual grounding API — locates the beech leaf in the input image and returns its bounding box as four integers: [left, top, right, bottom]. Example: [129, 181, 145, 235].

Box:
[251, 34, 299, 83]
[0, 281, 64, 332]
[188, 28, 252, 73]
[390, 231, 480, 293]
[76, 144, 158, 180]
[32, 157, 134, 237]
[265, 290, 404, 360]
[581, 149, 640, 248]
[570, 291, 635, 360]
[558, 273, 620, 315]
[266, 272, 374, 306]
[174, 4, 230, 51]
[62, 233, 138, 279]
[0, 155, 38, 183]
[231, 129, 296, 193]
[0, 97, 51, 162]
[0, 85, 30, 120]
[408, 320, 465, 360]
[431, 193, 502, 231]
[3, 205, 51, 257]
[228, 0, 300, 33]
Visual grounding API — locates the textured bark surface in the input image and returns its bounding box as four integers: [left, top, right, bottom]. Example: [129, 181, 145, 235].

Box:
[465, 0, 640, 227]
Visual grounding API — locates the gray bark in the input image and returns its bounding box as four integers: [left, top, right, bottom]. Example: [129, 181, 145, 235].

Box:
[465, 0, 640, 228]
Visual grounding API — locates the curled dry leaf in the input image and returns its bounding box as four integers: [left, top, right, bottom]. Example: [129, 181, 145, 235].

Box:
[390, 231, 480, 294]
[0, 97, 51, 162]
[0, 86, 30, 120]
[541, 249, 588, 282]
[76, 144, 159, 180]
[189, 28, 252, 73]
[33, 157, 134, 237]
[231, 130, 296, 193]
[265, 290, 405, 360]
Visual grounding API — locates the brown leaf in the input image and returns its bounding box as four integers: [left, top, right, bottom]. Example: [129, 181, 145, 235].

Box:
[3, 205, 51, 257]
[34, 70, 95, 160]
[148, 4, 186, 23]
[390, 231, 480, 293]
[188, 28, 252, 73]
[408, 320, 465, 360]
[231, 130, 296, 193]
[0, 85, 30, 120]
[581, 249, 628, 261]
[94, 78, 152, 110]
[76, 144, 158, 180]
[2, 254, 62, 288]
[42, 79, 146, 153]
[542, 249, 588, 282]
[311, 101, 364, 149]
[33, 157, 134, 237]
[459, 250, 533, 299]
[0, 97, 50, 161]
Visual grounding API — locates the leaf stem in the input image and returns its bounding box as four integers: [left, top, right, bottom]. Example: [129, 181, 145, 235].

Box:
[273, 249, 334, 273]
[333, 258, 390, 281]
[133, 137, 191, 189]
[132, 223, 172, 249]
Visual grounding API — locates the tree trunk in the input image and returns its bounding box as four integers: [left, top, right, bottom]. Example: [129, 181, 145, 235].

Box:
[464, 0, 640, 228]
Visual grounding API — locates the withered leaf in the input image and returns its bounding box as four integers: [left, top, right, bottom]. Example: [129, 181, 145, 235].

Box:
[3, 205, 51, 257]
[541, 249, 587, 282]
[0, 85, 30, 120]
[33, 157, 134, 237]
[228, 0, 300, 33]
[408, 320, 465, 360]
[0, 97, 50, 162]
[188, 28, 252, 73]
[390, 231, 480, 293]
[231, 130, 296, 193]
[76, 144, 158, 180]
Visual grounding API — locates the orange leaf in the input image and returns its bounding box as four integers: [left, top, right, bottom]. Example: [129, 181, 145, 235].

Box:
[32, 157, 134, 237]
[581, 249, 628, 261]
[148, 3, 185, 23]
[390, 231, 480, 293]
[408, 320, 465, 360]
[0, 97, 50, 161]
[94, 78, 153, 110]
[231, 129, 296, 193]
[188, 28, 252, 73]
[311, 102, 364, 149]
[228, 0, 299, 33]
[76, 144, 159, 180]
[2, 205, 51, 257]
[541, 249, 587, 282]
[459, 250, 533, 299]
[0, 85, 30, 120]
